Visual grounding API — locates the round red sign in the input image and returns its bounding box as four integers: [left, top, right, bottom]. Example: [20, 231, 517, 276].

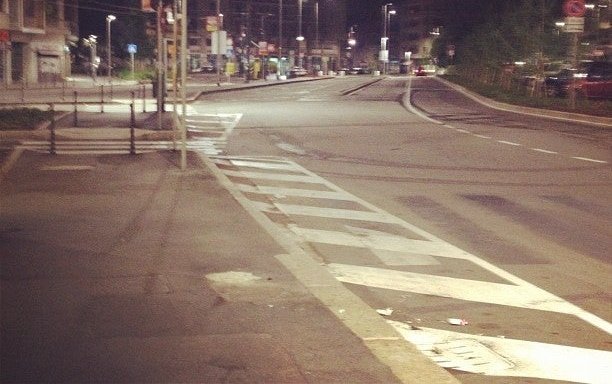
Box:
[563, 0, 586, 17]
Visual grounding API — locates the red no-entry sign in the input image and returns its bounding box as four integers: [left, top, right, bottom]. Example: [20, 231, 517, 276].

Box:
[563, 0, 586, 17]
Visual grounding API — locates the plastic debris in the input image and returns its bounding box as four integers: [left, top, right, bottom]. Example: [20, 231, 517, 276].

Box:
[447, 318, 469, 326]
[338, 309, 346, 314]
[376, 308, 394, 316]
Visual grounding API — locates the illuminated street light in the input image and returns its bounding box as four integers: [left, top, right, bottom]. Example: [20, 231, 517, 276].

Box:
[297, 0, 304, 67]
[106, 14, 116, 83]
[381, 3, 396, 74]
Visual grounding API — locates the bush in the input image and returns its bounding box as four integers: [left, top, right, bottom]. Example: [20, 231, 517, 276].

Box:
[116, 68, 155, 81]
[0, 108, 55, 130]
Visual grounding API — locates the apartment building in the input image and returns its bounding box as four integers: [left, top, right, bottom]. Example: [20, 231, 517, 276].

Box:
[0, 0, 79, 85]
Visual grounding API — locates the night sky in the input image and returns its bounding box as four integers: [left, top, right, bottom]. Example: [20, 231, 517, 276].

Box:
[79, 0, 390, 40]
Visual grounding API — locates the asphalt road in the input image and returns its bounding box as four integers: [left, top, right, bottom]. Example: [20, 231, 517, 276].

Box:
[193, 75, 612, 384]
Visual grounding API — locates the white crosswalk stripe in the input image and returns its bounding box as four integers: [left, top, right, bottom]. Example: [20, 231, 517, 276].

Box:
[210, 155, 612, 383]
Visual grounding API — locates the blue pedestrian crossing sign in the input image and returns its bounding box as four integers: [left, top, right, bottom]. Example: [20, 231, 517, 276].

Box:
[127, 44, 137, 54]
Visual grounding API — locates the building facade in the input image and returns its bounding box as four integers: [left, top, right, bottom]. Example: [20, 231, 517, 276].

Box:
[0, 0, 78, 86]
[190, 0, 347, 74]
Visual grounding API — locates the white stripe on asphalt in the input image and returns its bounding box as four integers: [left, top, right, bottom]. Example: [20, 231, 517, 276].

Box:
[327, 263, 582, 313]
[275, 204, 402, 223]
[389, 320, 612, 384]
[289, 226, 466, 259]
[571, 156, 608, 164]
[236, 184, 358, 201]
[230, 159, 302, 171]
[222, 169, 322, 183]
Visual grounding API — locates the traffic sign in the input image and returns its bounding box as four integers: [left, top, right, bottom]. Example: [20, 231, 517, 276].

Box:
[127, 44, 137, 54]
[563, 0, 586, 17]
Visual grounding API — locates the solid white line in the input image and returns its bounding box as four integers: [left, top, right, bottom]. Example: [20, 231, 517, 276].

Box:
[571, 156, 608, 164]
[473, 134, 492, 139]
[530, 148, 557, 154]
[456, 129, 471, 134]
[497, 140, 522, 146]
[389, 320, 612, 384]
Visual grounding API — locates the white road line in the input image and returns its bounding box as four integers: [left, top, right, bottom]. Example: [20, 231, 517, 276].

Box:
[473, 134, 492, 139]
[236, 184, 357, 201]
[222, 169, 321, 183]
[456, 129, 471, 134]
[275, 204, 402, 224]
[328, 263, 582, 314]
[389, 320, 612, 384]
[497, 140, 522, 146]
[289, 226, 466, 259]
[230, 159, 302, 171]
[571, 156, 608, 164]
[530, 148, 557, 154]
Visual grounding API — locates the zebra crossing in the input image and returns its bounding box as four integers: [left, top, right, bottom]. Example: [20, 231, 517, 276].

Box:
[15, 110, 242, 156]
[210, 155, 612, 384]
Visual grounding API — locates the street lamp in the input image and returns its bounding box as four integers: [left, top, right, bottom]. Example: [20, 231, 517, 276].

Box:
[381, 3, 395, 74]
[106, 14, 116, 83]
[297, 0, 304, 68]
[86, 35, 98, 80]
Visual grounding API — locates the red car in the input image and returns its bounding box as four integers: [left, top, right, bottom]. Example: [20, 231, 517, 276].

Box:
[577, 62, 611, 99]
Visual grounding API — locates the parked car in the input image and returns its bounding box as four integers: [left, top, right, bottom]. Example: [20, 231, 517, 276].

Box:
[544, 68, 584, 97]
[578, 61, 611, 99]
[288, 66, 308, 78]
[348, 67, 372, 75]
[415, 65, 436, 76]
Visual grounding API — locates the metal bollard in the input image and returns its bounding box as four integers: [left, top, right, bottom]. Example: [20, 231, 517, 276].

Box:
[49, 103, 56, 155]
[142, 83, 146, 113]
[100, 84, 105, 113]
[73, 91, 78, 127]
[130, 91, 136, 128]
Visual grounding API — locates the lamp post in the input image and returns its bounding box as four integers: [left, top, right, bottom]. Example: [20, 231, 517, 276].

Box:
[296, 0, 304, 68]
[87, 35, 98, 81]
[381, 3, 395, 74]
[315, 1, 319, 72]
[278, 0, 283, 77]
[106, 14, 116, 83]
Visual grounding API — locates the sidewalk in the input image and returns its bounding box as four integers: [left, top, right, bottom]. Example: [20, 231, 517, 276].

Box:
[0, 151, 458, 384]
[0, 77, 460, 383]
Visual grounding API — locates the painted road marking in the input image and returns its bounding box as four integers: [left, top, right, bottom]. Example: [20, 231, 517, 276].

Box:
[211, 155, 612, 382]
[390, 320, 612, 384]
[473, 134, 492, 139]
[276, 204, 401, 223]
[236, 184, 357, 201]
[223, 170, 322, 183]
[328, 263, 582, 313]
[497, 140, 522, 146]
[530, 148, 558, 154]
[215, 156, 612, 335]
[572, 156, 608, 164]
[289, 226, 465, 259]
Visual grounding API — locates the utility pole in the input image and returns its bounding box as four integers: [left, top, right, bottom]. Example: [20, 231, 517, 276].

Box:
[180, 0, 188, 170]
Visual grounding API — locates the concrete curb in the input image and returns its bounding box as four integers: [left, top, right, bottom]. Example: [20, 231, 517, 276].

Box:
[434, 76, 612, 127]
